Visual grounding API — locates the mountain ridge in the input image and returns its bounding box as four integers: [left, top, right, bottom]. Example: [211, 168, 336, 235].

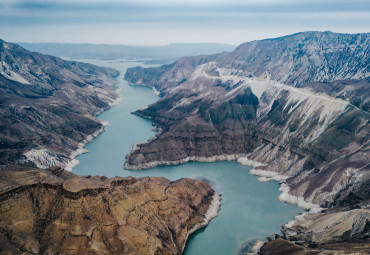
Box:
[124, 31, 370, 253]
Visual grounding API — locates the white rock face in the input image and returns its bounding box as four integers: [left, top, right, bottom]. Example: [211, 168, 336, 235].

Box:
[278, 183, 323, 213]
[0, 61, 31, 85]
[24, 149, 66, 169]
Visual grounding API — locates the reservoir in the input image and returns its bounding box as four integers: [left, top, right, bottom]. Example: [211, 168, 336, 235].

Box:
[72, 59, 302, 255]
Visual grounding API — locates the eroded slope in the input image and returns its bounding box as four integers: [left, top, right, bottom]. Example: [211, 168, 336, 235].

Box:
[0, 165, 220, 255]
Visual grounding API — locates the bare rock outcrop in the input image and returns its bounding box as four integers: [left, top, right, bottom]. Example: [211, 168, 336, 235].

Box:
[0, 165, 220, 255]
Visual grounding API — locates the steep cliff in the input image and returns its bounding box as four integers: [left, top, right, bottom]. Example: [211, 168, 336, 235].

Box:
[124, 31, 370, 251]
[0, 39, 120, 169]
[0, 165, 220, 255]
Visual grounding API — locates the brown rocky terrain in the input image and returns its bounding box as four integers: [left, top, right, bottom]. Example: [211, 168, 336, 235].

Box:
[0, 165, 220, 255]
[124, 31, 370, 253]
[0, 39, 120, 169]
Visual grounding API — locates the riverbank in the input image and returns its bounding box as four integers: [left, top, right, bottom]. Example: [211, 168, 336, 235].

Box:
[71, 58, 303, 255]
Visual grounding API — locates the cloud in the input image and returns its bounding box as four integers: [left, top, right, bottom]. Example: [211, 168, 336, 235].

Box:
[0, 0, 369, 45]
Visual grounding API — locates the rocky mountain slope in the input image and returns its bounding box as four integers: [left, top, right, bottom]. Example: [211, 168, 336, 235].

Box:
[0, 165, 220, 255]
[0, 39, 120, 169]
[125, 31, 369, 101]
[124, 31, 370, 252]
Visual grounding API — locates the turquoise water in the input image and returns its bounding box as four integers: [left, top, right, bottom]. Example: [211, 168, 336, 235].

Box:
[73, 59, 302, 255]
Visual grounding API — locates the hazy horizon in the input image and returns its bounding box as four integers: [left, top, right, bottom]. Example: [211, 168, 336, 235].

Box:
[1, 0, 369, 46]
[15, 41, 237, 47]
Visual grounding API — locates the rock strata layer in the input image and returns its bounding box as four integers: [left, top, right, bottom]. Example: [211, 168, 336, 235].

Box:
[0, 165, 219, 255]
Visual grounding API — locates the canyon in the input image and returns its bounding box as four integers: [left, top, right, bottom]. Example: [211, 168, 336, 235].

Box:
[125, 31, 370, 253]
[0, 41, 219, 254]
[1, 31, 369, 254]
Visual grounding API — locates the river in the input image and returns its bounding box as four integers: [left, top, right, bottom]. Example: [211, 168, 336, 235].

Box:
[72, 58, 302, 255]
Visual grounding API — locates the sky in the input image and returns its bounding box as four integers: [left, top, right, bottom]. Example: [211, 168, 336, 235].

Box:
[0, 0, 369, 46]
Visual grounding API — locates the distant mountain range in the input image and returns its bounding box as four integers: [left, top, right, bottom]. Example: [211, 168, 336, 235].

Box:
[16, 42, 237, 61]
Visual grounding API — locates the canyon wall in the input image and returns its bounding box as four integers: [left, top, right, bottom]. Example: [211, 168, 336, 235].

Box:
[124, 31, 370, 251]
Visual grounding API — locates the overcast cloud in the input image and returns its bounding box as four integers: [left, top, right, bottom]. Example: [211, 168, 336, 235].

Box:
[0, 0, 369, 45]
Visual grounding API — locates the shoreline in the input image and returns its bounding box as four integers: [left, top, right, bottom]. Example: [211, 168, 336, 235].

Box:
[23, 83, 122, 172]
[64, 85, 123, 172]
[125, 153, 324, 254]
[238, 155, 323, 254]
[64, 121, 108, 171]
[181, 193, 221, 253]
[239, 156, 323, 213]
[125, 152, 322, 213]
[124, 153, 245, 170]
